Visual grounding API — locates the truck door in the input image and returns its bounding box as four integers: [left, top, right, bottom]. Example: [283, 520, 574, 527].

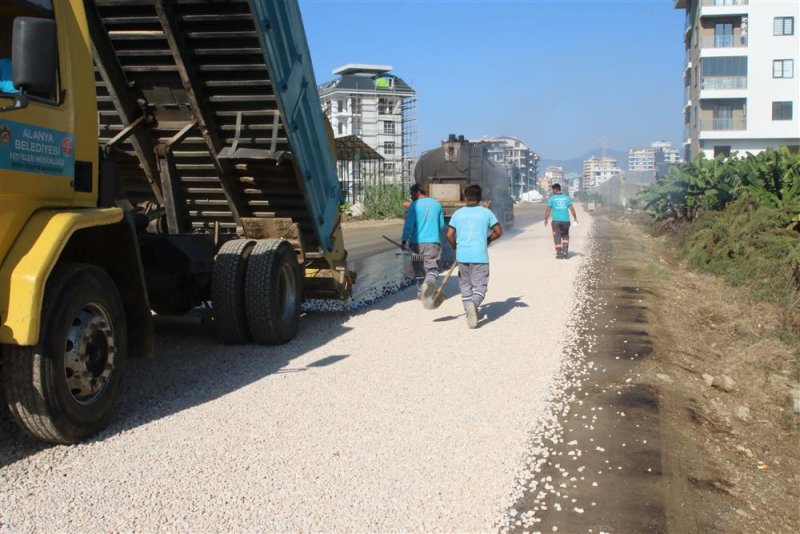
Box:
[0, 0, 96, 264]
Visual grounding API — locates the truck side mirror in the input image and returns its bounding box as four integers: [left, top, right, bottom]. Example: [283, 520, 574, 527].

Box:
[12, 17, 57, 99]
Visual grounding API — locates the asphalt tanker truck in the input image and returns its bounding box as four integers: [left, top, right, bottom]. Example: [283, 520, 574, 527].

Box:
[414, 134, 515, 228]
[0, 0, 352, 443]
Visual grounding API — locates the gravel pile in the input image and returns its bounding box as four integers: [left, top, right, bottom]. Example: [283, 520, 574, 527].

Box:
[1, 208, 593, 532]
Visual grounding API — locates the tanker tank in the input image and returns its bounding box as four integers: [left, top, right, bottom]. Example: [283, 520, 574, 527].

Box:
[413, 134, 514, 228]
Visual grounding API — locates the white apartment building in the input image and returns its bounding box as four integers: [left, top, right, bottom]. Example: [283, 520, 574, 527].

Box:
[471, 136, 540, 198]
[583, 156, 622, 190]
[676, 0, 800, 160]
[319, 64, 416, 187]
[629, 141, 683, 171]
[539, 166, 565, 191]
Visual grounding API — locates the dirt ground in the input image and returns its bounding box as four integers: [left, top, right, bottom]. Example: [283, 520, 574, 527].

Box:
[620, 213, 800, 533]
[511, 212, 799, 533]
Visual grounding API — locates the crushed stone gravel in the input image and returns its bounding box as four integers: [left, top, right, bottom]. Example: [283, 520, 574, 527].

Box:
[1, 207, 593, 532]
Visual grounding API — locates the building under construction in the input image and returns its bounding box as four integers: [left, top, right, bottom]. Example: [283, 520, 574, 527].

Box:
[319, 64, 417, 202]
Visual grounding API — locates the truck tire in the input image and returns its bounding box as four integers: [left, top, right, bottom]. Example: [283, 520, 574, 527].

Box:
[244, 239, 302, 345]
[212, 239, 256, 344]
[2, 264, 127, 444]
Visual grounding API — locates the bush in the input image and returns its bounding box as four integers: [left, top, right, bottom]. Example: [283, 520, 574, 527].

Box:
[362, 183, 406, 220]
[680, 193, 800, 319]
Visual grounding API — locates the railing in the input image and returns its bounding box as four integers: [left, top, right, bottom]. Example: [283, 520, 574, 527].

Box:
[701, 0, 748, 6]
[700, 35, 747, 48]
[701, 76, 747, 90]
[700, 117, 746, 130]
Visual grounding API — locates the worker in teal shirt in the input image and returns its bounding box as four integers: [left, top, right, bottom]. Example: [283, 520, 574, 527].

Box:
[544, 183, 578, 259]
[401, 184, 445, 300]
[447, 184, 503, 328]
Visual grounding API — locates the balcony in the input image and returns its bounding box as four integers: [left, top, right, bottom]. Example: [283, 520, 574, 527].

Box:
[700, 34, 747, 48]
[701, 0, 747, 6]
[701, 76, 747, 90]
[700, 117, 746, 130]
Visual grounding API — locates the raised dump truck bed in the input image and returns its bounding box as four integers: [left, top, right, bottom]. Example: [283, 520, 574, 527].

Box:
[88, 0, 350, 302]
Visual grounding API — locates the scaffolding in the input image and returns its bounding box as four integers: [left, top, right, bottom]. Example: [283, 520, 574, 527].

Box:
[320, 66, 416, 199]
[334, 135, 384, 204]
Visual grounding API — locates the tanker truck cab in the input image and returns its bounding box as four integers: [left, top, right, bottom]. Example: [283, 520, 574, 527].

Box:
[0, 0, 150, 444]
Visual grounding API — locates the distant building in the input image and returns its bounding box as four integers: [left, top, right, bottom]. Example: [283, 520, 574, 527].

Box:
[319, 64, 417, 198]
[471, 136, 540, 198]
[675, 0, 800, 160]
[583, 156, 622, 190]
[628, 141, 683, 171]
[539, 166, 565, 191]
[566, 173, 582, 195]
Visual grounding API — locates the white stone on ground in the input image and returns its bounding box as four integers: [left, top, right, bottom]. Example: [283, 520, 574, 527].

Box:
[0, 207, 592, 531]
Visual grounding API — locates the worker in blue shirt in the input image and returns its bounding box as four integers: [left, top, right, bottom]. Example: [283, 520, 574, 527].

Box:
[401, 183, 445, 300]
[544, 183, 578, 259]
[447, 185, 503, 329]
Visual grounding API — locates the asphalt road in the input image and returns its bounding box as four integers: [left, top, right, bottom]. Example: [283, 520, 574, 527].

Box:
[342, 202, 545, 261]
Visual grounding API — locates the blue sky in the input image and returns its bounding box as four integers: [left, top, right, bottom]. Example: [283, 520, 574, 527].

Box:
[299, 0, 685, 160]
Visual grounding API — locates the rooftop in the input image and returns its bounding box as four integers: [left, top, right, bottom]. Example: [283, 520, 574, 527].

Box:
[332, 64, 393, 76]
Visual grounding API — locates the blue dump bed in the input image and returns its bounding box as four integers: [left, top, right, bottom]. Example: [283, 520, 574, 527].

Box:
[90, 0, 346, 270]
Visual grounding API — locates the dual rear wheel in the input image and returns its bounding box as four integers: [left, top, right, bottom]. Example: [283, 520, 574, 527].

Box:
[212, 238, 302, 345]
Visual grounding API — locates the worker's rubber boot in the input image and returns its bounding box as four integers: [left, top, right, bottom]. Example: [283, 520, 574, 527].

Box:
[466, 302, 479, 329]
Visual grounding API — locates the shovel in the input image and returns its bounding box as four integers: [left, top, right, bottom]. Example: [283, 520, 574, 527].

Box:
[382, 235, 424, 261]
[422, 260, 458, 310]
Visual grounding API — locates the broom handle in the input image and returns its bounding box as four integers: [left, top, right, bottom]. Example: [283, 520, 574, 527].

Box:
[382, 235, 404, 249]
[432, 260, 458, 299]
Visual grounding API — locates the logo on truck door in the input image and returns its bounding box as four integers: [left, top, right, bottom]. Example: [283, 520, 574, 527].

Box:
[0, 119, 75, 177]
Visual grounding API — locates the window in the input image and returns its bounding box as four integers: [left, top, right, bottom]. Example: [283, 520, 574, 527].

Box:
[351, 97, 362, 114]
[713, 146, 731, 158]
[702, 56, 747, 77]
[383, 141, 395, 155]
[773, 59, 794, 78]
[701, 56, 747, 89]
[774, 17, 794, 36]
[714, 22, 733, 48]
[336, 99, 344, 112]
[352, 117, 362, 135]
[383, 163, 395, 175]
[383, 121, 395, 134]
[713, 104, 732, 129]
[772, 101, 793, 121]
[378, 98, 394, 115]
[337, 121, 344, 135]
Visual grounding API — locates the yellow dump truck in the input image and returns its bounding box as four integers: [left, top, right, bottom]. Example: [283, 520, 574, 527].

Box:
[0, 0, 352, 443]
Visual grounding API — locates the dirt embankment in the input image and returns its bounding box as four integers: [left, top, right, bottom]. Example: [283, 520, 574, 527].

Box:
[510, 213, 799, 533]
[620, 214, 800, 533]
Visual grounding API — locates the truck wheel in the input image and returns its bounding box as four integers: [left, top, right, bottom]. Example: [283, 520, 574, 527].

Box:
[2, 264, 127, 444]
[245, 239, 302, 345]
[212, 239, 256, 344]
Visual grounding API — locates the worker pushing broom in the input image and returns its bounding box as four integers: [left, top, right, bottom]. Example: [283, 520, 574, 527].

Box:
[399, 184, 446, 301]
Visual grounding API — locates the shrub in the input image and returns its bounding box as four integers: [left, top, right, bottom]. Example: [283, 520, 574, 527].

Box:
[362, 183, 406, 219]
